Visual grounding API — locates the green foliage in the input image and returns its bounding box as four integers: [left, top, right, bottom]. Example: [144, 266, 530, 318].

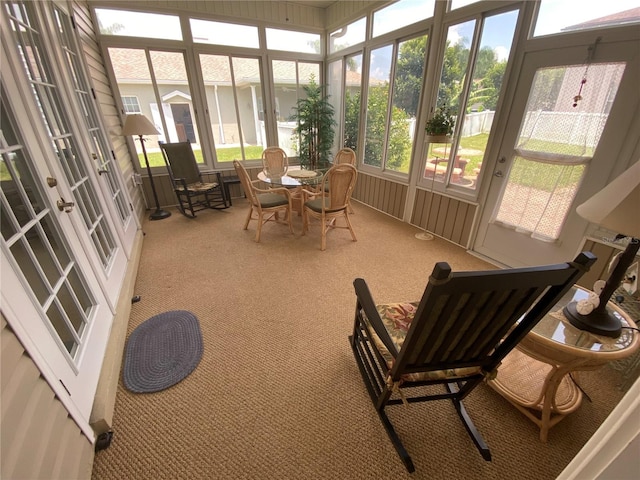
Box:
[394, 36, 427, 117]
[425, 104, 455, 136]
[344, 91, 360, 151]
[290, 75, 336, 169]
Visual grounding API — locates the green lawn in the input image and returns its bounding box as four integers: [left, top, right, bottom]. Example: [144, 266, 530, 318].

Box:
[140, 145, 265, 168]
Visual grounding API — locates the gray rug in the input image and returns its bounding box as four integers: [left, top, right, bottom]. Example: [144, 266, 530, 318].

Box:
[123, 310, 203, 393]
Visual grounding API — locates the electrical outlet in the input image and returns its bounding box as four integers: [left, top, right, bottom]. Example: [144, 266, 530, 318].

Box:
[623, 262, 638, 295]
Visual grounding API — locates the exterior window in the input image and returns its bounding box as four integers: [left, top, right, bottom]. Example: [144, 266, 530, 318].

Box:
[95, 9, 181, 40]
[190, 19, 259, 48]
[424, 10, 518, 190]
[266, 28, 321, 54]
[343, 53, 363, 154]
[199, 55, 265, 163]
[329, 17, 366, 53]
[271, 60, 321, 158]
[121, 96, 141, 113]
[534, 0, 640, 37]
[327, 60, 344, 154]
[363, 34, 427, 174]
[372, 0, 435, 37]
[108, 48, 201, 168]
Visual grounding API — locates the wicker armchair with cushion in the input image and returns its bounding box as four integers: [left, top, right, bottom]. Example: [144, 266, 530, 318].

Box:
[233, 160, 294, 243]
[302, 163, 357, 251]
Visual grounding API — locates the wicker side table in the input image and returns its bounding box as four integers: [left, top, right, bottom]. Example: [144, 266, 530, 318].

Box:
[488, 285, 639, 442]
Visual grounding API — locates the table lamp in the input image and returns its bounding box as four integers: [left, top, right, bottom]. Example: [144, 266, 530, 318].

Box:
[563, 160, 640, 337]
[122, 114, 171, 220]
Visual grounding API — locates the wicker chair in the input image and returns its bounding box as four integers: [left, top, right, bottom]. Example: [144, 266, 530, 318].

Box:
[261, 146, 289, 179]
[334, 147, 357, 165]
[302, 163, 357, 251]
[349, 252, 596, 472]
[159, 142, 228, 218]
[233, 160, 294, 243]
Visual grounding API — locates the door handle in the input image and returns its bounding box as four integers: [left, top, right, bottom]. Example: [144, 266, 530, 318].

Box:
[57, 198, 75, 213]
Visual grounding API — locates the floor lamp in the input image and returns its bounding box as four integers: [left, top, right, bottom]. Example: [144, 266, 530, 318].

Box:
[563, 160, 640, 337]
[122, 114, 171, 221]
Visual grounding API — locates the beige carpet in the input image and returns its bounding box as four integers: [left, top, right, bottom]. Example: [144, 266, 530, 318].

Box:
[92, 200, 627, 480]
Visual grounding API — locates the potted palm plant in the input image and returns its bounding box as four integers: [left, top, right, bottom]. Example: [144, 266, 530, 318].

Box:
[291, 75, 336, 170]
[425, 104, 455, 143]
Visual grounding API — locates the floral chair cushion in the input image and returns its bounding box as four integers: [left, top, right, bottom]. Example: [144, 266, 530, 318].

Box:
[362, 301, 482, 383]
[176, 181, 219, 193]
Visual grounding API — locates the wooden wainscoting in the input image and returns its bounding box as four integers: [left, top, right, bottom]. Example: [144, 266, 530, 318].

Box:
[352, 171, 407, 219]
[411, 188, 477, 248]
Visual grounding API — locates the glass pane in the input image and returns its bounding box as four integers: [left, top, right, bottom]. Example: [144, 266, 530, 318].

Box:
[494, 63, 625, 241]
[95, 9, 181, 40]
[425, 19, 475, 184]
[454, 10, 518, 189]
[7, 2, 116, 269]
[273, 60, 299, 157]
[266, 28, 321, 54]
[329, 17, 366, 53]
[517, 64, 625, 156]
[344, 53, 363, 152]
[53, 5, 130, 223]
[46, 300, 78, 355]
[232, 57, 263, 160]
[495, 159, 585, 240]
[387, 35, 428, 173]
[373, 0, 435, 37]
[328, 60, 344, 154]
[534, 1, 640, 37]
[190, 19, 258, 48]
[450, 0, 482, 10]
[363, 45, 393, 168]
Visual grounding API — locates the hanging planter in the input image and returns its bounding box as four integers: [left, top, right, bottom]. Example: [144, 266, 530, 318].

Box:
[425, 134, 452, 144]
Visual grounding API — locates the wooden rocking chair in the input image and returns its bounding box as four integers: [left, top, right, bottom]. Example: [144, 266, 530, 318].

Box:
[349, 252, 596, 472]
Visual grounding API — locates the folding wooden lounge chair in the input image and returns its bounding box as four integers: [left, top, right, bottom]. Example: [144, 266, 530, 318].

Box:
[349, 252, 596, 472]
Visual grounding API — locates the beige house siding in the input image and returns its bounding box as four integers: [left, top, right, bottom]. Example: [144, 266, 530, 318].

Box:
[1, 315, 94, 480]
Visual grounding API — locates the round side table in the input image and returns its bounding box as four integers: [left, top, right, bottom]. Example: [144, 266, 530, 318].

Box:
[488, 285, 639, 442]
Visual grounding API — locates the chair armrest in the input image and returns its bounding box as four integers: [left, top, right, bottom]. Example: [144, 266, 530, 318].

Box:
[251, 181, 292, 198]
[175, 177, 188, 189]
[353, 278, 399, 357]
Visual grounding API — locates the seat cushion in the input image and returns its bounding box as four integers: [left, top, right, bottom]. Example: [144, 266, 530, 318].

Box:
[362, 301, 482, 383]
[177, 181, 218, 193]
[304, 197, 344, 213]
[257, 192, 289, 208]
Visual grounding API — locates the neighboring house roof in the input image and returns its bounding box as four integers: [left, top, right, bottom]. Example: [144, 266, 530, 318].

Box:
[109, 47, 365, 86]
[562, 7, 640, 31]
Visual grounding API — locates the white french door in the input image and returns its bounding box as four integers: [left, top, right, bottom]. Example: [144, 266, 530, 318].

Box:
[0, 0, 132, 438]
[474, 37, 639, 267]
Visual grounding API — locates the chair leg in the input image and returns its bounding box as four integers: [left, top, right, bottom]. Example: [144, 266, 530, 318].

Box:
[243, 206, 253, 230]
[446, 383, 491, 461]
[349, 333, 416, 473]
[344, 212, 357, 242]
[255, 213, 263, 242]
[286, 207, 294, 235]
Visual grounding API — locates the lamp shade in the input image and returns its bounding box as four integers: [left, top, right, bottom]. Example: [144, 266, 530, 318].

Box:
[576, 160, 640, 238]
[122, 114, 158, 136]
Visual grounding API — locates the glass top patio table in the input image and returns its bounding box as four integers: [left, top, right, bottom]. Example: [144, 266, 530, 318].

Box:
[257, 166, 326, 188]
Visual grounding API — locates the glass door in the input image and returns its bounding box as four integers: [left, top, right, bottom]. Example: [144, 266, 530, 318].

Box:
[474, 39, 639, 266]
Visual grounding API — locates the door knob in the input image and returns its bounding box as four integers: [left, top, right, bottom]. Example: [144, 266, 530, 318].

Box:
[57, 198, 75, 213]
[494, 171, 503, 177]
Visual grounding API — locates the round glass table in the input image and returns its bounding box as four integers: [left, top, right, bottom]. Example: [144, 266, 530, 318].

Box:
[488, 285, 639, 442]
[257, 167, 326, 214]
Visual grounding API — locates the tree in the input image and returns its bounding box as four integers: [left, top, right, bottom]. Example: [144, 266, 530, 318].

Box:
[291, 75, 336, 170]
[394, 36, 427, 117]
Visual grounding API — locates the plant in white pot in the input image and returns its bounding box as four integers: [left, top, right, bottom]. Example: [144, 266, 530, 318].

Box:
[425, 104, 455, 143]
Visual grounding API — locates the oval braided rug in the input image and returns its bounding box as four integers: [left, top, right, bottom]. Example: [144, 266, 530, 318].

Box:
[123, 310, 203, 393]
